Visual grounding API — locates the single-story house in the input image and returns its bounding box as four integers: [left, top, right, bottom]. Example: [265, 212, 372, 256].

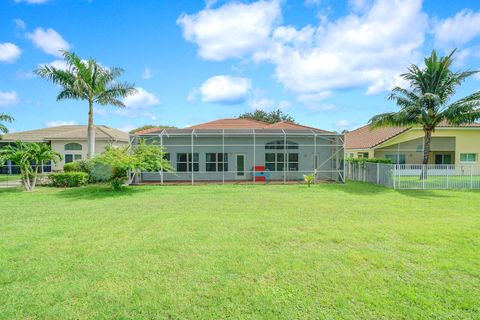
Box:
[131, 118, 344, 183]
[1, 125, 129, 171]
[345, 123, 480, 165]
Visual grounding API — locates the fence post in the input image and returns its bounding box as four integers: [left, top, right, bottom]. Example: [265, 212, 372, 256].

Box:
[422, 165, 425, 190]
[446, 165, 449, 189]
[470, 165, 473, 189]
[376, 163, 380, 184]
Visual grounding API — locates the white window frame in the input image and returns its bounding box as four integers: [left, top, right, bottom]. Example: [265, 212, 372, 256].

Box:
[460, 153, 477, 163]
[206, 153, 228, 172]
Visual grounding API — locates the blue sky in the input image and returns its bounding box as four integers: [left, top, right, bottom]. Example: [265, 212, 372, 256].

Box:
[1, 0, 480, 133]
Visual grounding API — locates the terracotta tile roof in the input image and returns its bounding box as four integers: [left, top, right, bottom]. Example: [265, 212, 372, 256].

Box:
[186, 118, 332, 132]
[266, 120, 334, 133]
[345, 125, 409, 149]
[345, 122, 480, 149]
[1, 125, 129, 143]
[189, 118, 268, 129]
[135, 127, 168, 135]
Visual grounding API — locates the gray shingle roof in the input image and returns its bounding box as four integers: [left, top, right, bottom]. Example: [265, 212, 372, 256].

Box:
[1, 125, 129, 143]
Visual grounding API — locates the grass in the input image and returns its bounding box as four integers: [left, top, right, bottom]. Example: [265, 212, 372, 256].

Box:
[0, 174, 20, 182]
[0, 182, 479, 319]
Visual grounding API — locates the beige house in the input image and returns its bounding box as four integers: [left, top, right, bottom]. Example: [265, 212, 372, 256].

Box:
[345, 123, 480, 165]
[1, 125, 129, 170]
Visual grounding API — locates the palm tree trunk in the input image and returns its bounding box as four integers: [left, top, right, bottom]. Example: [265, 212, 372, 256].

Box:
[87, 99, 95, 159]
[420, 129, 432, 180]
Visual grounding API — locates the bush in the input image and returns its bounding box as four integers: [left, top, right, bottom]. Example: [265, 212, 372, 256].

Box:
[110, 178, 125, 191]
[49, 172, 89, 187]
[303, 173, 315, 187]
[345, 157, 392, 164]
[63, 161, 81, 172]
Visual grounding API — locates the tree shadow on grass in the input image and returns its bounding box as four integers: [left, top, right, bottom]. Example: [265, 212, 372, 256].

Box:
[0, 187, 23, 194]
[53, 184, 149, 200]
[332, 181, 391, 195]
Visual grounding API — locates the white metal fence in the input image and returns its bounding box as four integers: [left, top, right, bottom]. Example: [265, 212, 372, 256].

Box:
[345, 161, 480, 189]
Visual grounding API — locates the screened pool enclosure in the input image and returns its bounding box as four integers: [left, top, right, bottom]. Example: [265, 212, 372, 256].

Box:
[129, 128, 344, 184]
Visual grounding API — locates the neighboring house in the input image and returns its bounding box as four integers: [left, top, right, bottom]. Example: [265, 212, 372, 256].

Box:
[132, 118, 344, 183]
[345, 123, 480, 165]
[1, 125, 129, 170]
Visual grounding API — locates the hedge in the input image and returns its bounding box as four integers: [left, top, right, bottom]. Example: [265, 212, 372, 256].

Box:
[63, 161, 81, 172]
[49, 172, 89, 187]
[345, 157, 392, 164]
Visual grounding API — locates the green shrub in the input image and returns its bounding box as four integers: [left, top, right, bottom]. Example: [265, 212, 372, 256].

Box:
[63, 161, 81, 172]
[77, 159, 94, 175]
[303, 173, 315, 187]
[110, 178, 125, 191]
[345, 157, 392, 164]
[49, 172, 89, 187]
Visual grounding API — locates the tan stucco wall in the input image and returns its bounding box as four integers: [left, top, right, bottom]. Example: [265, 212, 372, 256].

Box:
[346, 128, 480, 164]
[50, 140, 128, 170]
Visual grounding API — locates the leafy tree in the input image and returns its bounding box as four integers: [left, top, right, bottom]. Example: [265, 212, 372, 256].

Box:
[0, 113, 14, 136]
[0, 142, 62, 191]
[239, 109, 295, 124]
[91, 143, 172, 189]
[35, 51, 136, 159]
[369, 49, 480, 165]
[129, 124, 177, 134]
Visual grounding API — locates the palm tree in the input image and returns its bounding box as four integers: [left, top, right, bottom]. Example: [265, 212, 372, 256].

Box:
[0, 142, 62, 191]
[369, 49, 480, 166]
[0, 113, 14, 135]
[35, 51, 137, 158]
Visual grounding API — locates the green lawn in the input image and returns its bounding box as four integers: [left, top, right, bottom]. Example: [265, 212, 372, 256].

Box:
[1, 182, 479, 319]
[0, 174, 20, 182]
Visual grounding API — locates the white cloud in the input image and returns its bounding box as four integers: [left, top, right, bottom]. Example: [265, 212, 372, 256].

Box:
[14, 0, 49, 3]
[249, 98, 274, 110]
[26, 27, 70, 57]
[434, 9, 480, 49]
[14, 19, 26, 30]
[15, 69, 35, 80]
[45, 120, 77, 127]
[0, 43, 22, 63]
[265, 0, 426, 95]
[197, 75, 252, 104]
[247, 98, 291, 111]
[122, 87, 159, 109]
[141, 66, 153, 80]
[0, 91, 20, 107]
[177, 0, 281, 61]
[297, 91, 332, 107]
[117, 124, 136, 133]
[93, 108, 108, 116]
[336, 119, 354, 131]
[38, 59, 68, 70]
[179, 0, 427, 98]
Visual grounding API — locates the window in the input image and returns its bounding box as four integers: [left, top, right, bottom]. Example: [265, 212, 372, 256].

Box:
[385, 154, 406, 164]
[206, 153, 228, 172]
[265, 152, 298, 171]
[460, 153, 477, 163]
[176, 153, 199, 172]
[358, 152, 369, 159]
[65, 143, 82, 151]
[265, 140, 298, 150]
[65, 154, 82, 163]
[435, 154, 452, 165]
